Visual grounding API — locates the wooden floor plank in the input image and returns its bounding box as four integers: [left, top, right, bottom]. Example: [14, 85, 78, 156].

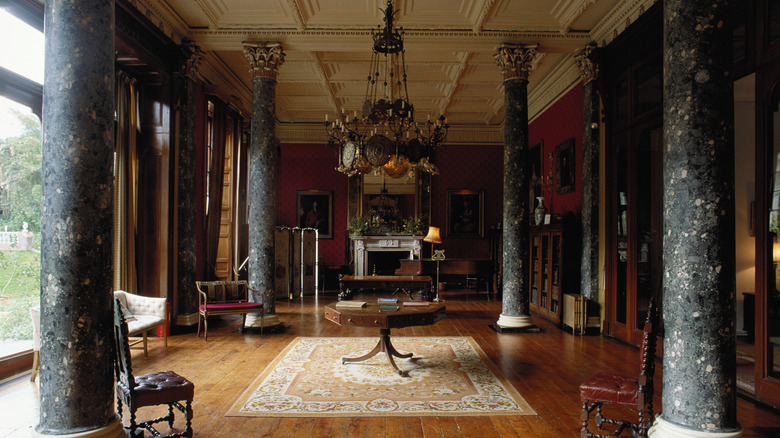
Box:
[4, 291, 780, 438]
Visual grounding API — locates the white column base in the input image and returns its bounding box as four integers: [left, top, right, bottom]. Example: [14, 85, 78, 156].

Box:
[245, 314, 281, 328]
[495, 314, 534, 328]
[648, 415, 743, 438]
[32, 419, 126, 438]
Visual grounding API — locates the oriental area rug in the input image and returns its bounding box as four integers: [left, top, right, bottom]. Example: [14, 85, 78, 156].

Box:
[226, 336, 535, 417]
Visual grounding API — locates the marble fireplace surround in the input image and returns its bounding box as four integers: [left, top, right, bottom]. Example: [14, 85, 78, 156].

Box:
[351, 235, 423, 276]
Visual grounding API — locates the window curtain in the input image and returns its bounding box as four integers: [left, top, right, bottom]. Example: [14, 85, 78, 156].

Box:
[113, 71, 139, 293]
[205, 99, 227, 279]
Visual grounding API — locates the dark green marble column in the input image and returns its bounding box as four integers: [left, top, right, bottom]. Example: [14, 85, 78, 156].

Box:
[37, 0, 123, 436]
[243, 42, 285, 328]
[575, 45, 601, 309]
[175, 44, 203, 324]
[651, 0, 740, 436]
[493, 44, 539, 331]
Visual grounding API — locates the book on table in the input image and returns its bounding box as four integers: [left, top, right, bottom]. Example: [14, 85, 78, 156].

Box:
[335, 300, 367, 308]
[402, 301, 430, 307]
[376, 297, 398, 304]
[379, 305, 400, 311]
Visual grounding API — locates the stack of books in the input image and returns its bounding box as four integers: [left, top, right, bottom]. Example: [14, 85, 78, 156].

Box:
[335, 300, 367, 309]
[377, 297, 399, 311]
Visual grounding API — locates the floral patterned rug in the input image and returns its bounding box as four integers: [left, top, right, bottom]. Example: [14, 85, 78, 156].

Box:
[226, 336, 535, 417]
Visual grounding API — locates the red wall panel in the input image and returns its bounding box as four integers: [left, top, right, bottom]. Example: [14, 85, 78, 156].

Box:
[529, 85, 584, 216]
[278, 143, 345, 265]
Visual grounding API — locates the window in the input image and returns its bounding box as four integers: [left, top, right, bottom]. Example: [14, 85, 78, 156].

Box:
[0, 9, 43, 365]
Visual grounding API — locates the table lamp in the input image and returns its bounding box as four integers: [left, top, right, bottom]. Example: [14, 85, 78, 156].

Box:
[423, 226, 442, 256]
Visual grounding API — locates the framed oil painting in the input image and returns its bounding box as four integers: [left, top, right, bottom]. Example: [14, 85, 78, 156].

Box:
[297, 190, 333, 239]
[446, 189, 484, 238]
[555, 138, 575, 194]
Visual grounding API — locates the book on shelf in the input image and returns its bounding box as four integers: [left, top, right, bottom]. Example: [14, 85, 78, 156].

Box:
[376, 297, 398, 304]
[335, 300, 367, 308]
[379, 305, 400, 311]
[402, 301, 430, 307]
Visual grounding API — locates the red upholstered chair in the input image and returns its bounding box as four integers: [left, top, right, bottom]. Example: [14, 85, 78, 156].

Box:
[114, 299, 194, 438]
[196, 280, 264, 341]
[579, 300, 658, 438]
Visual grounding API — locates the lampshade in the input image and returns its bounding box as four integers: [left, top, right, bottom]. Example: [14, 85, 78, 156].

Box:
[423, 226, 442, 244]
[774, 240, 780, 263]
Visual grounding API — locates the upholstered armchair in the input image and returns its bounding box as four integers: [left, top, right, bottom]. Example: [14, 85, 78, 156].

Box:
[114, 290, 168, 356]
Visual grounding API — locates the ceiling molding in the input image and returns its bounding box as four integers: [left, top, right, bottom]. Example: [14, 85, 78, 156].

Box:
[528, 54, 582, 122]
[590, 0, 658, 47]
[284, 0, 307, 31]
[551, 0, 597, 33]
[129, 0, 190, 44]
[472, 0, 497, 33]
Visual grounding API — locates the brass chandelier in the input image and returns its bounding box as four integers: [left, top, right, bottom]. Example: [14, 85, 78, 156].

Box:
[326, 0, 448, 178]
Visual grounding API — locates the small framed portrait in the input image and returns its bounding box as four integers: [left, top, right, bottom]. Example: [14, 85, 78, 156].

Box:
[297, 190, 333, 239]
[555, 138, 575, 194]
[446, 189, 484, 238]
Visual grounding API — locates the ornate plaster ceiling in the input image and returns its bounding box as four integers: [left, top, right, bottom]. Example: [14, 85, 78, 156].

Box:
[135, 0, 655, 143]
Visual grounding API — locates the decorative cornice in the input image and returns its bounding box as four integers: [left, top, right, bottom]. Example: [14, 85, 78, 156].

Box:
[285, 0, 307, 31]
[527, 54, 582, 122]
[128, 0, 190, 44]
[495, 44, 541, 81]
[551, 0, 598, 33]
[473, 0, 497, 33]
[242, 42, 286, 80]
[590, 0, 658, 47]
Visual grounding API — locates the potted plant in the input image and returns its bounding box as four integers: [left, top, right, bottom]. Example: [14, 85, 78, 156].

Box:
[402, 216, 425, 235]
[348, 217, 370, 236]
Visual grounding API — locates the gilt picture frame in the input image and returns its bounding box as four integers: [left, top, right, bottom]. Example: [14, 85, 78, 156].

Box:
[297, 190, 333, 239]
[555, 138, 575, 194]
[446, 189, 484, 238]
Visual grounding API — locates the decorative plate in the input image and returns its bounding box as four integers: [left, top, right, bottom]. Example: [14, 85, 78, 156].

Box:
[342, 141, 356, 167]
[365, 135, 392, 167]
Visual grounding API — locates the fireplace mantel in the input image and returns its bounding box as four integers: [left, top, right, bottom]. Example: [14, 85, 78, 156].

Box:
[351, 235, 423, 276]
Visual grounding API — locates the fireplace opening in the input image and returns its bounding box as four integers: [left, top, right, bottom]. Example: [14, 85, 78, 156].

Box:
[366, 251, 407, 275]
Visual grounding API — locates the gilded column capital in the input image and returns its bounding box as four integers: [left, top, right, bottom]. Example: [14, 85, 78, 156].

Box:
[180, 42, 204, 78]
[243, 42, 286, 80]
[494, 43, 540, 81]
[574, 43, 599, 83]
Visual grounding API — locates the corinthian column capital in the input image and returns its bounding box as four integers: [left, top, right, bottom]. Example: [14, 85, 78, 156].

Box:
[180, 42, 204, 78]
[574, 43, 599, 83]
[243, 42, 286, 80]
[494, 43, 540, 81]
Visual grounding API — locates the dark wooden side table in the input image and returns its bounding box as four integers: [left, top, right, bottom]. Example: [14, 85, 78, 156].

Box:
[324, 302, 446, 375]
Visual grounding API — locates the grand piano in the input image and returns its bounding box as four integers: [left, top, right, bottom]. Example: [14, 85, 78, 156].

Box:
[396, 258, 494, 297]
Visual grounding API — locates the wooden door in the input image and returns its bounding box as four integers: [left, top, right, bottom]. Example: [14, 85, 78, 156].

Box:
[755, 58, 780, 409]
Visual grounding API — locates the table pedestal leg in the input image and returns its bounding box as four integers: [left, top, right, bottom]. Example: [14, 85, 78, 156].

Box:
[342, 328, 413, 375]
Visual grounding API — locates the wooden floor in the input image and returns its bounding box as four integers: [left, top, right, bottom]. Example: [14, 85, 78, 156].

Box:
[3, 290, 780, 437]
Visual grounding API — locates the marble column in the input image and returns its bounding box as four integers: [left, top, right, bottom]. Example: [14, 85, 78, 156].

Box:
[494, 44, 540, 330]
[174, 43, 204, 324]
[36, 0, 123, 437]
[575, 45, 601, 309]
[243, 42, 285, 328]
[650, 0, 741, 437]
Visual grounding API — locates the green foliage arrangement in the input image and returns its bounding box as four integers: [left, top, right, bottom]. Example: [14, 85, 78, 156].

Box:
[348, 216, 370, 236]
[402, 216, 425, 235]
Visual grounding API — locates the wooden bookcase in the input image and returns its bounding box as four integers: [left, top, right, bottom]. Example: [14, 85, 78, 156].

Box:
[529, 224, 564, 324]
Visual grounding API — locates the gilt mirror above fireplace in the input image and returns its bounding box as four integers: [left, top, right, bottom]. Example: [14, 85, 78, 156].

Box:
[346, 170, 431, 235]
